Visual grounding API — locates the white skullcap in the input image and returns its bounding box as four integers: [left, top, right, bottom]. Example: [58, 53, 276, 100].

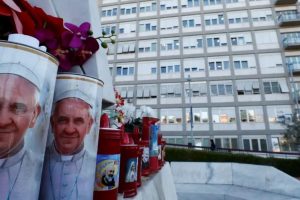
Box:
[55, 89, 93, 108]
[0, 63, 41, 90]
[0, 34, 58, 92]
[54, 74, 103, 108]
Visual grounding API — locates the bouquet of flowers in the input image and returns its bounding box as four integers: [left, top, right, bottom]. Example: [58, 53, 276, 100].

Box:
[112, 89, 143, 132]
[114, 89, 125, 125]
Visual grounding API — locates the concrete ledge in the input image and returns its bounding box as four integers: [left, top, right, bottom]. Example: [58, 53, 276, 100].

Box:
[171, 162, 300, 198]
[176, 184, 300, 200]
[171, 162, 233, 185]
[119, 163, 178, 200]
[232, 163, 300, 197]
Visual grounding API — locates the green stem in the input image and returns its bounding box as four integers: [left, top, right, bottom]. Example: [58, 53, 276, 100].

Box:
[80, 65, 86, 75]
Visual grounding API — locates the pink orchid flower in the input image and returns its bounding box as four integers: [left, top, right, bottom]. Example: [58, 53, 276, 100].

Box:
[64, 22, 91, 49]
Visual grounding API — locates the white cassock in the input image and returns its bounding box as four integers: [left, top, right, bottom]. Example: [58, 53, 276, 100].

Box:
[0, 148, 42, 200]
[39, 144, 95, 200]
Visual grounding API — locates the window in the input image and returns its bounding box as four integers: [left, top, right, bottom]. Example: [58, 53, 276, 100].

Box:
[136, 84, 157, 99]
[161, 109, 182, 125]
[205, 14, 224, 26]
[160, 18, 179, 32]
[243, 137, 267, 151]
[228, 17, 248, 24]
[117, 67, 122, 75]
[212, 107, 236, 124]
[120, 6, 137, 16]
[101, 25, 116, 35]
[267, 105, 292, 124]
[161, 39, 180, 51]
[263, 81, 281, 94]
[183, 36, 203, 49]
[231, 37, 246, 46]
[234, 61, 248, 69]
[151, 67, 157, 74]
[239, 107, 264, 123]
[226, 0, 239, 3]
[236, 80, 260, 95]
[206, 37, 225, 47]
[251, 9, 274, 24]
[186, 108, 209, 124]
[185, 82, 207, 97]
[214, 137, 238, 149]
[184, 59, 205, 74]
[187, 0, 200, 7]
[117, 42, 136, 54]
[140, 2, 157, 13]
[101, 7, 118, 17]
[210, 83, 233, 96]
[116, 66, 134, 76]
[184, 67, 204, 72]
[160, 84, 182, 98]
[203, 0, 222, 6]
[139, 21, 157, 32]
[240, 109, 255, 122]
[139, 42, 157, 53]
[118, 22, 136, 36]
[115, 86, 134, 101]
[182, 19, 199, 28]
[160, 0, 178, 12]
[209, 61, 229, 70]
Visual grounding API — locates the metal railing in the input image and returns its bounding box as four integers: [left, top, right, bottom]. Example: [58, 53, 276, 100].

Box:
[277, 13, 300, 23]
[166, 143, 300, 159]
[283, 37, 300, 47]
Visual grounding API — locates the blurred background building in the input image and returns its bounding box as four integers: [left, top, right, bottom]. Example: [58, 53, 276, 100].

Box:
[98, 0, 300, 152]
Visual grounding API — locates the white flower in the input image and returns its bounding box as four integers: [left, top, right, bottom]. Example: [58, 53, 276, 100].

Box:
[139, 105, 155, 118]
[120, 104, 136, 123]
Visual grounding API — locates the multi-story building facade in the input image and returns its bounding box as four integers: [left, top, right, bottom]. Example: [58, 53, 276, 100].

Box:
[98, 0, 300, 152]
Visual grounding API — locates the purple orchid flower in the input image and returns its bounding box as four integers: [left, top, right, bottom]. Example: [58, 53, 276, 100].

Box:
[73, 37, 99, 66]
[35, 28, 58, 49]
[64, 21, 91, 49]
[50, 47, 73, 71]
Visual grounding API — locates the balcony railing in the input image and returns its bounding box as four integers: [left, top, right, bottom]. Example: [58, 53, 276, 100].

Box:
[278, 13, 300, 26]
[283, 37, 300, 50]
[288, 63, 300, 75]
[273, 0, 297, 5]
[291, 91, 300, 103]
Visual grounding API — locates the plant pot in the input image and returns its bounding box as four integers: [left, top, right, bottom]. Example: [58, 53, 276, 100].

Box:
[0, 34, 58, 199]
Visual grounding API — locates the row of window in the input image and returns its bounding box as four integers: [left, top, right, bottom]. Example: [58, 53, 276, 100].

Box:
[162, 106, 291, 125]
[102, 9, 277, 36]
[101, 0, 273, 19]
[115, 60, 275, 76]
[113, 53, 285, 77]
[114, 105, 291, 126]
[109, 30, 278, 56]
[115, 78, 289, 99]
[165, 136, 285, 152]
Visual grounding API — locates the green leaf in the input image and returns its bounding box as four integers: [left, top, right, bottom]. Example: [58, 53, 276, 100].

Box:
[101, 42, 108, 48]
[88, 30, 93, 36]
